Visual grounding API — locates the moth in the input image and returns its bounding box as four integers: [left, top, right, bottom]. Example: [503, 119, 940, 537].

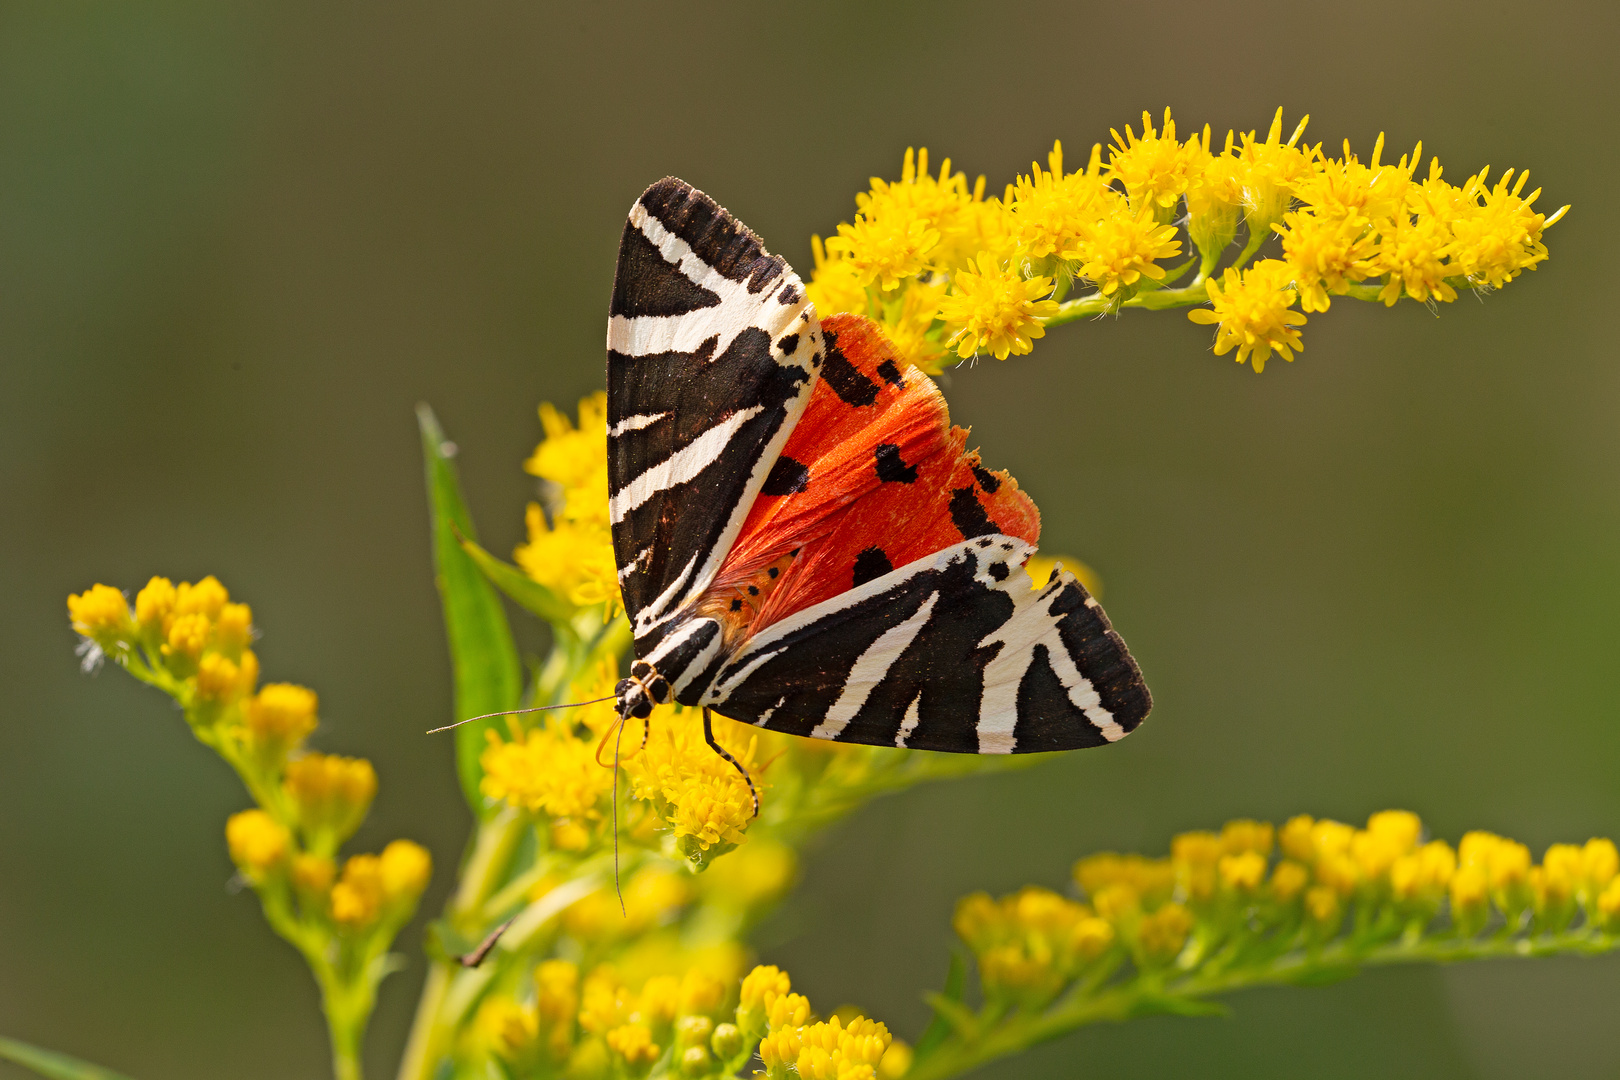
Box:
[607, 178, 1150, 797]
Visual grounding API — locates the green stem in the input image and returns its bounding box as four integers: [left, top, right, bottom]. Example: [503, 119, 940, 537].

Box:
[905, 929, 1620, 1080]
[395, 808, 526, 1080]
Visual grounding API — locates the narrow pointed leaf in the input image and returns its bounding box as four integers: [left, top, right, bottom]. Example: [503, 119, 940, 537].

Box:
[418, 404, 522, 813]
[912, 950, 968, 1061]
[456, 531, 575, 627]
[0, 1036, 136, 1080]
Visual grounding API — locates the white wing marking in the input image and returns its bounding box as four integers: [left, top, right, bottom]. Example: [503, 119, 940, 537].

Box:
[609, 406, 761, 524]
[809, 592, 939, 741]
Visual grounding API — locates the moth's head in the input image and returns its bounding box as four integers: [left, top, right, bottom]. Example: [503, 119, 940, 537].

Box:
[615, 661, 669, 720]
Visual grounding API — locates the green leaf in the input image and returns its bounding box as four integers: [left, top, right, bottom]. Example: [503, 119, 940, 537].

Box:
[913, 951, 969, 1061]
[418, 404, 523, 813]
[456, 531, 575, 627]
[0, 1036, 136, 1080]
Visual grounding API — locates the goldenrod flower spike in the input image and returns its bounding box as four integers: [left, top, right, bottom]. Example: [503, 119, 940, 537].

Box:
[802, 110, 1562, 372]
[904, 811, 1620, 1080]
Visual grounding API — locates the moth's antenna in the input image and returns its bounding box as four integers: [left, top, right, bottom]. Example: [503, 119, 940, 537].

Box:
[613, 712, 627, 916]
[426, 696, 615, 734]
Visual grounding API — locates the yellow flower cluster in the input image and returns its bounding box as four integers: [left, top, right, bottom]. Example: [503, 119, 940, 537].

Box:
[625, 707, 763, 860]
[806, 110, 1565, 374]
[517, 392, 620, 613]
[68, 576, 432, 954]
[477, 661, 768, 863]
[473, 960, 886, 1080]
[746, 966, 904, 1080]
[953, 887, 1114, 1005]
[954, 811, 1620, 1006]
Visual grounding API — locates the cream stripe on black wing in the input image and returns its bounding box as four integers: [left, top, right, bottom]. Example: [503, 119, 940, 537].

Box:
[607, 178, 823, 650]
[698, 538, 1151, 753]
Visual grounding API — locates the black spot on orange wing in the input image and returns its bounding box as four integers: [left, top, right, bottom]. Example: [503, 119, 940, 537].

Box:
[874, 443, 919, 484]
[761, 455, 810, 495]
[852, 546, 894, 587]
[972, 465, 1001, 493]
[818, 332, 880, 406]
[875, 359, 905, 387]
[949, 487, 999, 539]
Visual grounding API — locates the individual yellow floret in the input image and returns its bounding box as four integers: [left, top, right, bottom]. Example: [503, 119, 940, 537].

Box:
[605, 1022, 661, 1067]
[1073, 203, 1182, 298]
[243, 683, 319, 756]
[1187, 259, 1306, 373]
[285, 752, 377, 849]
[226, 809, 290, 882]
[1108, 110, 1207, 216]
[480, 721, 611, 823]
[133, 576, 177, 635]
[1007, 141, 1110, 261]
[379, 839, 432, 903]
[1135, 902, 1193, 964]
[67, 584, 133, 645]
[937, 253, 1059, 360]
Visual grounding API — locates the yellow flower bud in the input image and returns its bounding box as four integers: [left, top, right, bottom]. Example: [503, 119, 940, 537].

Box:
[284, 753, 377, 849]
[1218, 850, 1267, 893]
[1135, 902, 1193, 964]
[767, 992, 811, 1030]
[1279, 815, 1317, 862]
[739, 964, 791, 1021]
[1172, 831, 1221, 903]
[225, 809, 290, 882]
[680, 1045, 711, 1075]
[194, 653, 245, 703]
[678, 970, 725, 1019]
[880, 1039, 914, 1079]
[243, 683, 318, 758]
[1450, 865, 1490, 937]
[760, 1026, 802, 1070]
[291, 853, 335, 898]
[1070, 916, 1115, 962]
[174, 575, 229, 621]
[627, 975, 675, 1030]
[380, 839, 432, 903]
[473, 997, 539, 1062]
[133, 577, 177, 634]
[606, 1023, 660, 1066]
[536, 959, 579, 1022]
[331, 853, 383, 928]
[1269, 860, 1310, 904]
[213, 602, 254, 652]
[1596, 877, 1620, 932]
[1366, 810, 1422, 851]
[1304, 885, 1342, 935]
[162, 612, 212, 666]
[1220, 819, 1275, 857]
[1390, 840, 1456, 906]
[710, 1022, 744, 1061]
[67, 584, 133, 644]
[1581, 838, 1619, 902]
[675, 1015, 714, 1049]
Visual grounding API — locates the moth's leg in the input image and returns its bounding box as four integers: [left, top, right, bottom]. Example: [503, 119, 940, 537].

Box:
[702, 707, 759, 818]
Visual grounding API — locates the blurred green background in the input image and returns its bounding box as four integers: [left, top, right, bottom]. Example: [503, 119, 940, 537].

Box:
[3, 1, 1617, 1077]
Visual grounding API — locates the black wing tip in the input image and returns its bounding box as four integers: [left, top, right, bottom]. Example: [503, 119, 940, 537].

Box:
[634, 176, 787, 293]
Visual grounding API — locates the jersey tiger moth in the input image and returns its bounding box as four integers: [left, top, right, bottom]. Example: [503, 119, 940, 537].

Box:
[606, 178, 1150, 792]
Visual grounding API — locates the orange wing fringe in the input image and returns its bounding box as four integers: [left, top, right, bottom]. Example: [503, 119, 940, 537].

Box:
[707, 314, 1039, 638]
